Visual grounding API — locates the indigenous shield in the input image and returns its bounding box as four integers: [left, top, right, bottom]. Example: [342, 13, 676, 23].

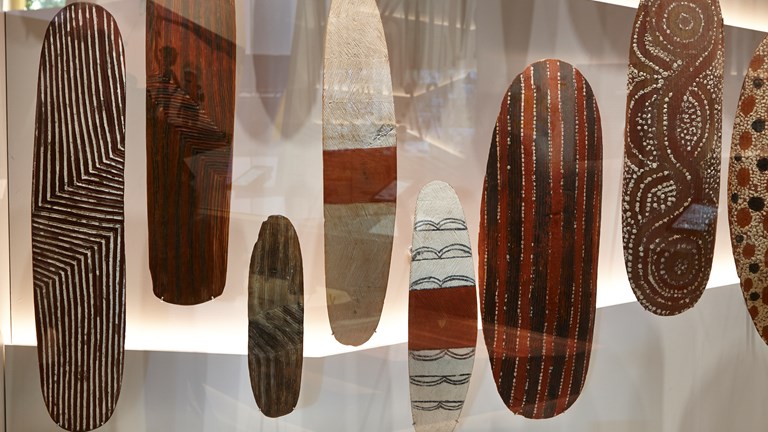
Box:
[728, 36, 768, 344]
[479, 59, 602, 419]
[409, 181, 476, 432]
[146, 0, 236, 305]
[248, 216, 303, 418]
[32, 4, 126, 431]
[622, 0, 724, 315]
[323, 0, 397, 346]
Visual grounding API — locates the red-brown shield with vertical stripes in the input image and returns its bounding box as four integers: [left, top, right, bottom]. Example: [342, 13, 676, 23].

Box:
[479, 59, 602, 419]
[146, 0, 236, 305]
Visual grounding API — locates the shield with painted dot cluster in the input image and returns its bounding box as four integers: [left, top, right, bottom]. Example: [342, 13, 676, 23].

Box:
[622, 0, 724, 316]
[728, 36, 768, 344]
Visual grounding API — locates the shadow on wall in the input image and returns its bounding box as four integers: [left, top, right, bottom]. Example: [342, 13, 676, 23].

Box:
[581, 301, 664, 432]
[678, 337, 768, 432]
[239, 0, 325, 142]
[677, 288, 768, 432]
[498, 0, 535, 79]
[566, 0, 635, 65]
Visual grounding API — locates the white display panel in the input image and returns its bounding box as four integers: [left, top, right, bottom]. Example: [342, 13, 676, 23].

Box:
[6, 285, 768, 431]
[4, 0, 752, 359]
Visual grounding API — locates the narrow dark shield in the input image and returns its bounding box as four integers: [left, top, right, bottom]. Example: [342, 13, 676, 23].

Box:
[728, 36, 768, 344]
[32, 4, 126, 431]
[622, 0, 724, 315]
[248, 216, 303, 418]
[146, 0, 236, 305]
[479, 59, 602, 419]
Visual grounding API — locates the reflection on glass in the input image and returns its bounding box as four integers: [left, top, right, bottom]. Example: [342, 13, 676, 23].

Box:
[246, 0, 324, 139]
[145, 0, 236, 306]
[24, 0, 64, 10]
[381, 0, 477, 158]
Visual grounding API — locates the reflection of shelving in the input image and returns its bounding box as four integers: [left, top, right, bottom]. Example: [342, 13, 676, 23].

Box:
[404, 128, 464, 158]
[381, 1, 477, 161]
[392, 70, 473, 98]
[385, 13, 477, 30]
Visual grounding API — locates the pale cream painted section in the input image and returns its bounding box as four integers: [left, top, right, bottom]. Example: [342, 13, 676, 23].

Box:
[323, 0, 395, 151]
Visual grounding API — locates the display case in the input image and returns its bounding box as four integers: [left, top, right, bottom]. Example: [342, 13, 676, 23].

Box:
[1, 0, 768, 430]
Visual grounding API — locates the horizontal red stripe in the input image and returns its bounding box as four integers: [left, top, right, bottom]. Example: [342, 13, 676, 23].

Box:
[409, 286, 477, 351]
[323, 147, 396, 204]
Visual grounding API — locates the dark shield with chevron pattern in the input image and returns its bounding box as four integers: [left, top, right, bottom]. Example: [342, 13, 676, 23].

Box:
[32, 4, 126, 431]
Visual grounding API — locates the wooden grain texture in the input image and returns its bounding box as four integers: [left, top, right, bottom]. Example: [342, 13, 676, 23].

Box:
[622, 0, 724, 316]
[479, 59, 602, 419]
[728, 36, 768, 344]
[409, 181, 476, 432]
[146, 0, 236, 305]
[323, 0, 397, 346]
[248, 216, 303, 418]
[32, 4, 126, 431]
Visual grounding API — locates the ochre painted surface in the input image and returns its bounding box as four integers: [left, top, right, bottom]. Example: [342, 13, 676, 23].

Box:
[409, 181, 476, 432]
[146, 0, 236, 305]
[479, 60, 602, 419]
[32, 4, 126, 431]
[323, 0, 397, 346]
[323, 147, 397, 204]
[622, 0, 724, 315]
[728, 36, 768, 344]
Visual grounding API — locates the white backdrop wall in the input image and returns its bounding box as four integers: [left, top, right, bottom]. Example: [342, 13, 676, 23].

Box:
[3, 0, 768, 430]
[5, 0, 756, 357]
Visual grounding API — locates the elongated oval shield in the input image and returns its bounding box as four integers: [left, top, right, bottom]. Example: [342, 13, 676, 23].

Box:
[323, 0, 397, 346]
[728, 36, 768, 344]
[248, 215, 303, 418]
[479, 59, 602, 419]
[146, 0, 236, 305]
[622, 0, 724, 315]
[409, 181, 476, 432]
[32, 4, 126, 431]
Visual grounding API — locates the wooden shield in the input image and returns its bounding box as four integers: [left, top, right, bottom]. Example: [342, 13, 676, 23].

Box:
[622, 0, 724, 315]
[323, 0, 397, 346]
[146, 0, 236, 305]
[409, 181, 476, 432]
[728, 36, 768, 344]
[32, 4, 126, 431]
[248, 216, 303, 418]
[479, 59, 602, 419]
